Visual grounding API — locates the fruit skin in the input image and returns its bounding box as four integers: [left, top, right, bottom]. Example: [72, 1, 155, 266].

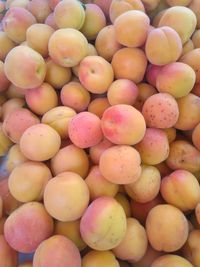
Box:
[48, 28, 88, 67]
[0, 31, 15, 61]
[146, 204, 189, 252]
[182, 230, 200, 267]
[158, 6, 197, 44]
[80, 3, 106, 40]
[78, 55, 114, 94]
[43, 171, 90, 222]
[166, 140, 200, 173]
[114, 10, 150, 48]
[113, 218, 148, 262]
[4, 202, 54, 253]
[4, 46, 46, 89]
[99, 145, 142, 184]
[2, 108, 40, 143]
[0, 234, 18, 267]
[82, 250, 120, 267]
[124, 165, 161, 203]
[50, 144, 89, 177]
[80, 196, 127, 250]
[26, 23, 54, 58]
[33, 235, 81, 267]
[41, 106, 76, 139]
[95, 25, 122, 62]
[111, 47, 147, 83]
[68, 111, 103, 149]
[160, 169, 200, 212]
[175, 93, 200, 130]
[151, 254, 194, 267]
[54, 219, 87, 251]
[101, 104, 146, 145]
[85, 165, 119, 200]
[54, 0, 85, 30]
[8, 161, 52, 203]
[25, 83, 58, 116]
[135, 128, 169, 165]
[2, 7, 36, 43]
[142, 93, 179, 129]
[20, 123, 61, 162]
[27, 0, 51, 23]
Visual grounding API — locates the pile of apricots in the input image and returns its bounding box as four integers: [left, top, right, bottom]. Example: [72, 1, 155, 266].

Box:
[1, 0, 200, 266]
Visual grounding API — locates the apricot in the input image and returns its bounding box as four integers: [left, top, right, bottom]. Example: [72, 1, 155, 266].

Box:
[44, 172, 89, 221]
[163, 127, 176, 143]
[145, 27, 182, 65]
[26, 23, 54, 58]
[85, 165, 119, 200]
[48, 28, 88, 67]
[68, 111, 103, 148]
[0, 31, 15, 61]
[88, 97, 111, 118]
[99, 145, 141, 184]
[161, 170, 200, 211]
[80, 196, 127, 250]
[180, 48, 200, 83]
[0, 123, 13, 156]
[135, 128, 169, 165]
[101, 104, 146, 145]
[33, 235, 81, 267]
[2, 98, 25, 120]
[78, 55, 114, 94]
[0, 61, 10, 93]
[109, 0, 145, 24]
[146, 204, 189, 252]
[134, 83, 157, 111]
[158, 6, 197, 44]
[145, 64, 162, 87]
[142, 93, 179, 128]
[9, 0, 30, 8]
[111, 47, 147, 83]
[2, 108, 40, 143]
[114, 10, 149, 48]
[183, 230, 200, 266]
[175, 93, 200, 130]
[54, 220, 86, 251]
[115, 193, 131, 217]
[20, 123, 61, 161]
[156, 62, 195, 98]
[4, 202, 54, 253]
[4, 46, 46, 89]
[0, 235, 18, 267]
[45, 59, 71, 89]
[45, 13, 58, 29]
[107, 79, 138, 106]
[25, 83, 58, 115]
[95, 25, 122, 62]
[89, 138, 113, 164]
[6, 84, 25, 99]
[27, 0, 51, 23]
[166, 140, 200, 172]
[82, 250, 120, 267]
[133, 245, 163, 267]
[50, 144, 89, 177]
[113, 218, 147, 261]
[54, 0, 85, 30]
[125, 165, 161, 203]
[80, 3, 106, 40]
[0, 196, 2, 218]
[2, 7, 36, 43]
[41, 106, 76, 139]
[61, 81, 90, 112]
[188, 0, 200, 28]
[182, 39, 194, 55]
[8, 161, 52, 202]
[151, 254, 194, 267]
[166, 0, 192, 6]
[192, 122, 200, 150]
